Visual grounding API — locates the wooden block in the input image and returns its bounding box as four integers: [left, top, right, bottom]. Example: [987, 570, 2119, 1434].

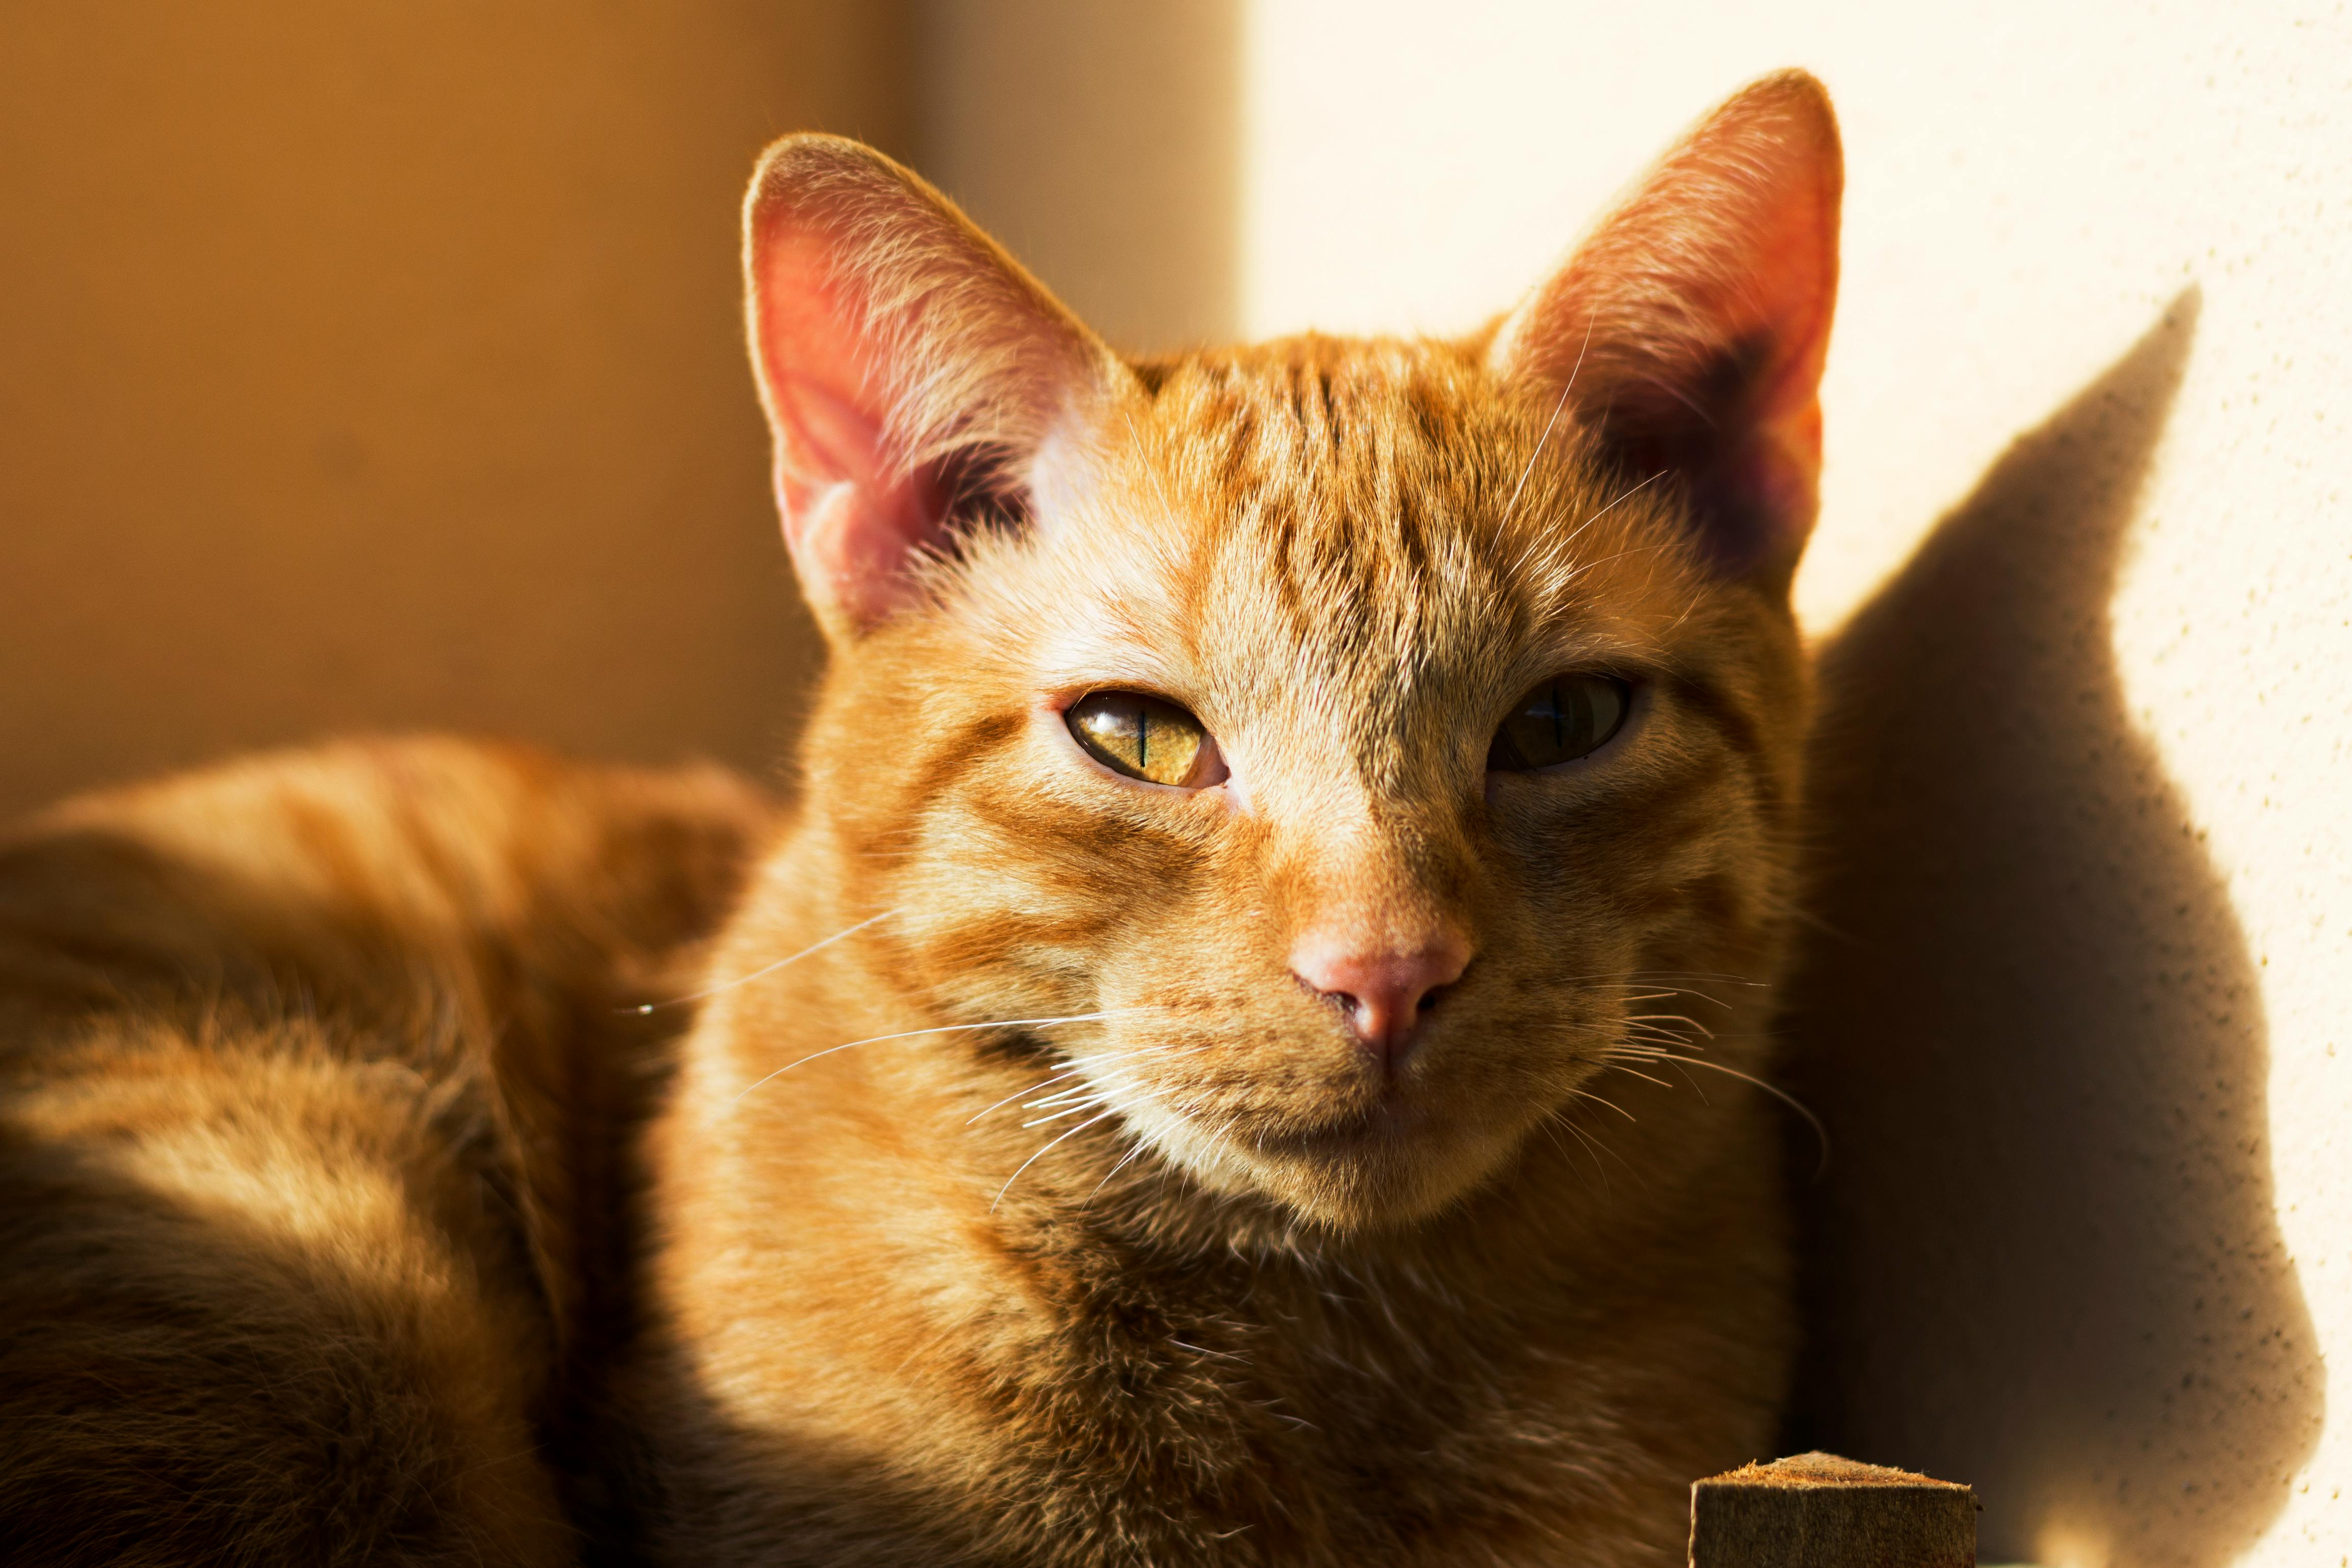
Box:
[1689, 1452, 1976, 1567]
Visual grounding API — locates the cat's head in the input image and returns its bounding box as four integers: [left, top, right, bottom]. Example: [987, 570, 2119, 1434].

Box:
[745, 73, 1840, 1230]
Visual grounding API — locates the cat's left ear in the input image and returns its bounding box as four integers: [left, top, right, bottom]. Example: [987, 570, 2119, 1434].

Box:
[1488, 70, 1842, 592]
[744, 135, 1130, 639]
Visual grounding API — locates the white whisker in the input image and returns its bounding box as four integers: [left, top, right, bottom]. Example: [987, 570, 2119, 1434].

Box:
[1627, 1020, 1721, 1043]
[734, 1008, 1148, 1104]
[1608, 1052, 1830, 1175]
[1546, 1115, 1613, 1196]
[1566, 1088, 1637, 1122]
[1023, 1084, 1102, 1113]
[1499, 312, 1594, 530]
[991, 1103, 1131, 1212]
[965, 1067, 1091, 1127]
[1021, 1090, 1123, 1129]
[632, 908, 897, 1014]
[963, 1038, 1213, 1130]
[1085, 1134, 1156, 1202]
[1559, 469, 1667, 554]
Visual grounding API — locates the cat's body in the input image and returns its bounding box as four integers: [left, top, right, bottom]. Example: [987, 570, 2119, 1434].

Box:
[0, 72, 1840, 1567]
[630, 335, 1808, 1567]
[639, 816, 1791, 1567]
[0, 740, 769, 1564]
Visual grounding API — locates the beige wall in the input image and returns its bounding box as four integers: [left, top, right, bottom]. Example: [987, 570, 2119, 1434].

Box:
[0, 1, 911, 817]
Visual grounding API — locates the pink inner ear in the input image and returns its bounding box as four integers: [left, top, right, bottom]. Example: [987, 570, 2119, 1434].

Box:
[752, 223, 947, 630]
[765, 375, 942, 629]
[741, 142, 1120, 636]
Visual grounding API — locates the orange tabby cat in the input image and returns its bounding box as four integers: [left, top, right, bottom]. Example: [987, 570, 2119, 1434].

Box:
[630, 69, 1840, 1566]
[0, 70, 1839, 1568]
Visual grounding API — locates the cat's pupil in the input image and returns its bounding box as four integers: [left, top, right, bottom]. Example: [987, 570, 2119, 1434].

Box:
[1487, 675, 1630, 771]
[1068, 690, 1208, 787]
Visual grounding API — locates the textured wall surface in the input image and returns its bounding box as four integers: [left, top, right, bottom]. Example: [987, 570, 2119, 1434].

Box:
[1230, 4, 2349, 1565]
[0, 1, 911, 818]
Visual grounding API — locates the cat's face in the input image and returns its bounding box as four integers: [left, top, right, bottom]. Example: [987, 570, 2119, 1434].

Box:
[811, 347, 1802, 1226]
[751, 74, 1838, 1229]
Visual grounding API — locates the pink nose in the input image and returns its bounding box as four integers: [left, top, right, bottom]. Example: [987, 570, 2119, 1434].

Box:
[1289, 928, 1472, 1069]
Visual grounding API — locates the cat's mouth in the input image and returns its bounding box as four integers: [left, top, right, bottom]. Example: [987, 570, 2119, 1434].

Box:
[1255, 1087, 1433, 1157]
[1213, 1086, 1530, 1230]
[1171, 1056, 1574, 1228]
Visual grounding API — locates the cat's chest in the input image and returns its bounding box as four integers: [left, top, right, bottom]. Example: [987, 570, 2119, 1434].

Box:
[661, 1140, 1717, 1566]
[989, 1265, 1648, 1564]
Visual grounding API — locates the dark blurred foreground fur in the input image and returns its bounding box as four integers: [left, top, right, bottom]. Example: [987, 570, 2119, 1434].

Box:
[0, 738, 769, 1564]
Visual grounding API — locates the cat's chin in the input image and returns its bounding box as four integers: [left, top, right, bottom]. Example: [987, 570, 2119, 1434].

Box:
[1139, 1094, 1533, 1232]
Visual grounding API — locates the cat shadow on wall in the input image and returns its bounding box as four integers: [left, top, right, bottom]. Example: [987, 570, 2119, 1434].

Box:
[1785, 290, 2323, 1566]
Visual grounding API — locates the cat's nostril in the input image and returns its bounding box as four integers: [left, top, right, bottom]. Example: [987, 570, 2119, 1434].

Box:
[1288, 929, 1472, 1068]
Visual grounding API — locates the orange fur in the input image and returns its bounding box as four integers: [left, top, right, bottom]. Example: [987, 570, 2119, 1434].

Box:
[0, 739, 768, 1564]
[0, 71, 1841, 1567]
[635, 70, 1841, 1566]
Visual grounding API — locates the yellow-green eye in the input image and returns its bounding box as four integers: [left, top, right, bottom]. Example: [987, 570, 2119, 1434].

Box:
[1487, 675, 1631, 771]
[1065, 691, 1224, 787]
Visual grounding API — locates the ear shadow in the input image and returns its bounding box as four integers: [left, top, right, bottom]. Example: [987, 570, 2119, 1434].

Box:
[1782, 290, 2323, 1565]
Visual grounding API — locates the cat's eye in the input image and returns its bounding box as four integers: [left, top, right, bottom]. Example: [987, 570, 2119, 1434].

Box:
[1486, 675, 1632, 771]
[1065, 690, 1226, 788]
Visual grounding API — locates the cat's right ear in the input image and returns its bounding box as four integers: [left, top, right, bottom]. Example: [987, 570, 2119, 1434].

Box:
[744, 136, 1129, 639]
[1487, 70, 1842, 594]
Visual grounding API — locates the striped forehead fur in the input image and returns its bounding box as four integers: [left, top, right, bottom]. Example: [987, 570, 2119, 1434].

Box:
[927, 332, 1713, 789]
